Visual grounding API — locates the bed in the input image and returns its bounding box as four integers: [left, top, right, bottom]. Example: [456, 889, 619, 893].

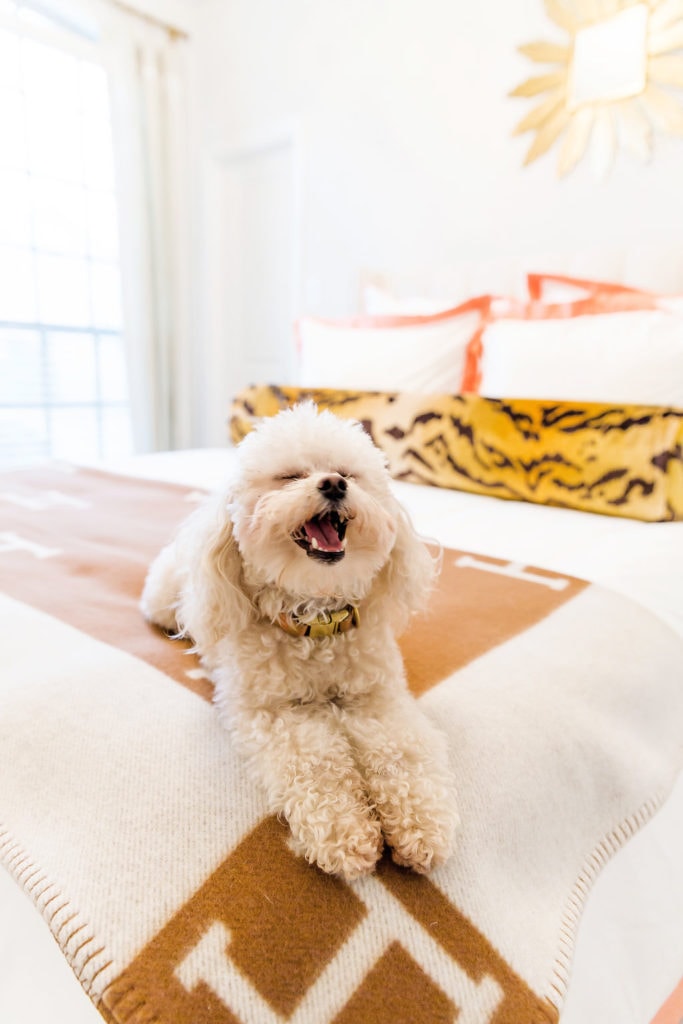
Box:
[1, 270, 683, 1024]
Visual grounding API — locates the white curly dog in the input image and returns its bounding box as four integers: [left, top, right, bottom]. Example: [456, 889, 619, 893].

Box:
[141, 403, 459, 880]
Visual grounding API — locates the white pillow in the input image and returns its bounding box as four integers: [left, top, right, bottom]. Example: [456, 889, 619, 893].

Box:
[362, 283, 459, 316]
[297, 302, 488, 393]
[480, 309, 683, 406]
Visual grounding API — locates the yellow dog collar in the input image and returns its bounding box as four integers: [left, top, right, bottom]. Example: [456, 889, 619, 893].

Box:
[277, 604, 360, 639]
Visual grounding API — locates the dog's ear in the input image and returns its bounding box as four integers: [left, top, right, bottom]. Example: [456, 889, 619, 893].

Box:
[178, 494, 254, 650]
[373, 500, 439, 636]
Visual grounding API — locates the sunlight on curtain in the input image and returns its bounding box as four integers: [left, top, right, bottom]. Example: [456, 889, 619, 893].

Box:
[105, 3, 192, 453]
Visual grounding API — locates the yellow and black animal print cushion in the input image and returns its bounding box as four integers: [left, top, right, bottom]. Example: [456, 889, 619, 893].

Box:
[230, 385, 683, 522]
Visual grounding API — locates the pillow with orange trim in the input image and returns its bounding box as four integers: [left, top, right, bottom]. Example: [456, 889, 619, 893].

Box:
[461, 290, 661, 394]
[460, 282, 674, 399]
[296, 296, 497, 394]
[472, 304, 683, 407]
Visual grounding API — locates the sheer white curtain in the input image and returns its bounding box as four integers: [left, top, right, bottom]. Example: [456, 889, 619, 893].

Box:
[103, 2, 193, 452]
[103, 4, 193, 452]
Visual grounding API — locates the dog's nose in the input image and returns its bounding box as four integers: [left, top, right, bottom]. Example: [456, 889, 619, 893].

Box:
[318, 474, 347, 502]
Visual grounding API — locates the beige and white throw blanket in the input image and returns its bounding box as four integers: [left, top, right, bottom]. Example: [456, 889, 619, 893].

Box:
[1, 465, 682, 1024]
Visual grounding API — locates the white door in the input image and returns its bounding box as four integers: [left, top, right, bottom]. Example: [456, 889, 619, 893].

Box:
[199, 133, 300, 446]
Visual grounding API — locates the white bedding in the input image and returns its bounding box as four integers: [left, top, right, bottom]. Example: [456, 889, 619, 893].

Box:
[2, 447, 682, 1024]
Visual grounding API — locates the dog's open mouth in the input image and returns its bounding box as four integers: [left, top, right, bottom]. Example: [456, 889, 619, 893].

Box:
[292, 510, 348, 563]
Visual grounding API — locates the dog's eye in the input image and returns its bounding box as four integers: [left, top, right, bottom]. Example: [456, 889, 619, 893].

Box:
[276, 472, 307, 481]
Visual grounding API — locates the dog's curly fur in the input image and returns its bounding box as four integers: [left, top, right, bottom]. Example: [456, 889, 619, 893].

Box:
[141, 403, 459, 880]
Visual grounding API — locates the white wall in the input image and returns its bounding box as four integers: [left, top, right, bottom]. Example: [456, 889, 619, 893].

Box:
[187, 0, 683, 441]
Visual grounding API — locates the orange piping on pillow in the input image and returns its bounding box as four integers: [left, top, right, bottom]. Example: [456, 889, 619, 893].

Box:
[527, 271, 653, 303]
[295, 294, 493, 333]
[461, 320, 487, 392]
[524, 293, 659, 318]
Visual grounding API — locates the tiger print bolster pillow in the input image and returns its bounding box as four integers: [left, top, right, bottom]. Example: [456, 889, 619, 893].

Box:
[230, 385, 683, 522]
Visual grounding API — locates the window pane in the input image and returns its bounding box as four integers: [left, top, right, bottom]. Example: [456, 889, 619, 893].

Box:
[0, 407, 49, 467]
[22, 39, 83, 181]
[25, 96, 84, 182]
[0, 28, 20, 88]
[101, 406, 133, 459]
[0, 24, 133, 466]
[32, 176, 88, 255]
[46, 331, 97, 403]
[87, 188, 119, 260]
[50, 406, 100, 461]
[0, 168, 31, 246]
[21, 37, 79, 108]
[0, 327, 42, 403]
[36, 253, 90, 326]
[99, 334, 128, 402]
[0, 87, 27, 170]
[0, 245, 37, 321]
[90, 261, 123, 329]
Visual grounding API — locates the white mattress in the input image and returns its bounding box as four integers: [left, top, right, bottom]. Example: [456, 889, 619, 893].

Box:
[2, 448, 682, 1024]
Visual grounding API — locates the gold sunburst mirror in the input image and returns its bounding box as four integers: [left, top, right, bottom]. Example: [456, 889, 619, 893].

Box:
[512, 0, 683, 177]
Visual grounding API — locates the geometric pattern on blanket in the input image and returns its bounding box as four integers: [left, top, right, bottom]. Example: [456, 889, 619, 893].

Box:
[230, 384, 683, 522]
[1, 467, 682, 1024]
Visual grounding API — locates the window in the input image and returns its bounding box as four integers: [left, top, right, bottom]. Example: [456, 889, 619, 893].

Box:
[0, 9, 133, 468]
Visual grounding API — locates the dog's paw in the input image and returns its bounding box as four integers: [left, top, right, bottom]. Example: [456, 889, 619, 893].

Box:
[323, 821, 385, 881]
[357, 745, 459, 874]
[140, 543, 182, 632]
[388, 818, 458, 874]
[289, 809, 384, 881]
[140, 597, 178, 633]
[376, 784, 459, 874]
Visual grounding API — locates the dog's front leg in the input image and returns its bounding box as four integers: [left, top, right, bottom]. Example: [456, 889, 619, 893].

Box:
[239, 704, 384, 880]
[342, 696, 459, 874]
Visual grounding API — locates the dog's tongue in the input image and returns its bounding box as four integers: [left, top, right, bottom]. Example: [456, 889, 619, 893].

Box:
[303, 515, 343, 552]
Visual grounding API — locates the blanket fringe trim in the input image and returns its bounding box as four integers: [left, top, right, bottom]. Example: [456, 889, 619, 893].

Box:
[0, 826, 116, 1001]
[545, 792, 666, 1010]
